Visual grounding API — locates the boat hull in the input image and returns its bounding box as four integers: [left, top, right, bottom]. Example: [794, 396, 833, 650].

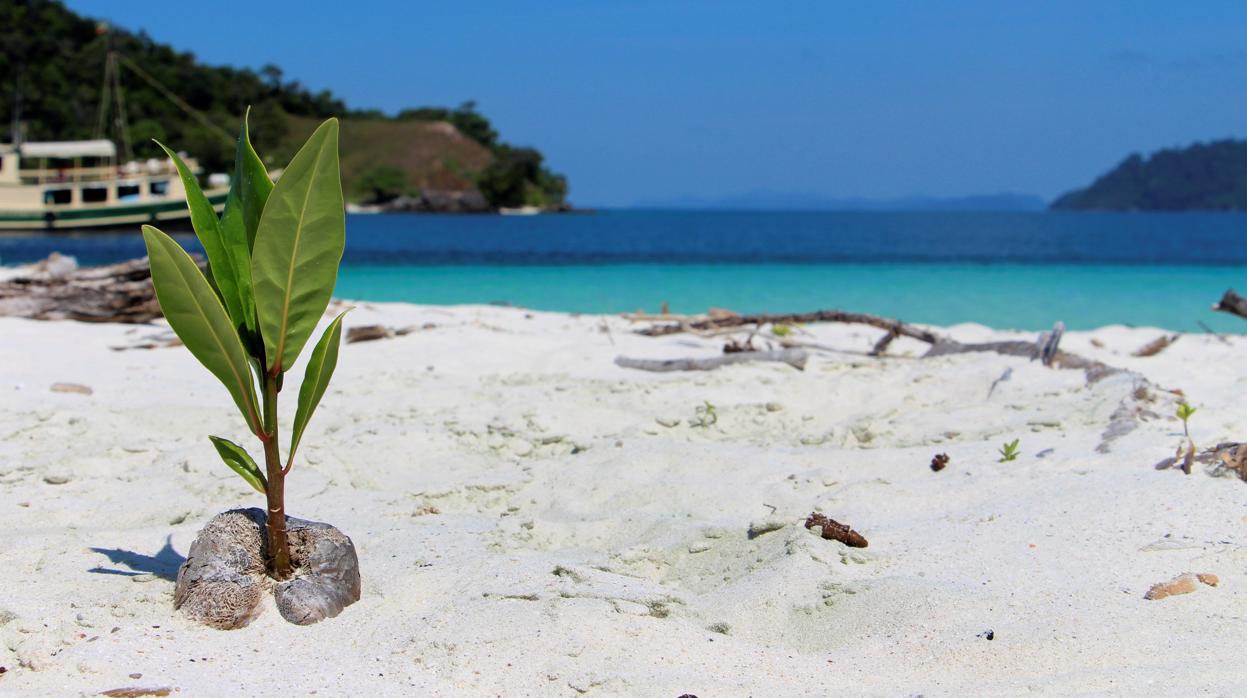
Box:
[0, 193, 227, 232]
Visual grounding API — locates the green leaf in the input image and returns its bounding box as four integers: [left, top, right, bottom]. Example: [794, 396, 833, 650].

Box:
[208, 435, 267, 494]
[251, 118, 345, 373]
[222, 107, 276, 251]
[288, 310, 349, 468]
[141, 225, 262, 435]
[218, 109, 273, 342]
[155, 141, 248, 331]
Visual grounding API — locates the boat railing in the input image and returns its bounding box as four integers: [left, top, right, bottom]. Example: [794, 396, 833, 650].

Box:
[16, 161, 183, 186]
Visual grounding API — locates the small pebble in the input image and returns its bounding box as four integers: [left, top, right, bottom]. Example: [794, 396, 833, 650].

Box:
[1144, 572, 1218, 600]
[50, 382, 92, 395]
[43, 474, 71, 485]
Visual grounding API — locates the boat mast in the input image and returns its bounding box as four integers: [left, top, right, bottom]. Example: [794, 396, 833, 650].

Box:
[9, 67, 20, 146]
[9, 35, 23, 145]
[94, 23, 133, 163]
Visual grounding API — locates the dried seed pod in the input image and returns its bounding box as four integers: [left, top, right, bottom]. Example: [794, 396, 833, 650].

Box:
[175, 508, 361, 629]
[803, 513, 868, 548]
[931, 453, 950, 472]
[174, 509, 269, 630]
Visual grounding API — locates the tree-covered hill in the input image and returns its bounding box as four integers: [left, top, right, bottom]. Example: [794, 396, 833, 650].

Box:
[1052, 139, 1247, 211]
[0, 0, 567, 208]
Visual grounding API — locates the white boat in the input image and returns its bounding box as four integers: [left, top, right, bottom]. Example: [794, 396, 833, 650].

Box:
[498, 205, 541, 216]
[1, 35, 228, 232]
[0, 139, 225, 231]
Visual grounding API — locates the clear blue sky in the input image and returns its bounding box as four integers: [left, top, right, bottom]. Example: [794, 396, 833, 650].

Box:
[65, 0, 1247, 206]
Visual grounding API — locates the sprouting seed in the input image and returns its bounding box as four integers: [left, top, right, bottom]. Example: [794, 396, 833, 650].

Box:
[998, 439, 1021, 463]
[692, 401, 718, 428]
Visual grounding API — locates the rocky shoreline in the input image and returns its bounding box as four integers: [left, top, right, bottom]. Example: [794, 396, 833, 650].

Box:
[350, 189, 578, 215]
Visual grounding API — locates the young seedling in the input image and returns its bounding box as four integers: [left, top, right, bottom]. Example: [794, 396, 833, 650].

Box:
[691, 400, 718, 428]
[1177, 402, 1196, 440]
[998, 439, 1021, 463]
[1176, 402, 1197, 474]
[142, 112, 346, 580]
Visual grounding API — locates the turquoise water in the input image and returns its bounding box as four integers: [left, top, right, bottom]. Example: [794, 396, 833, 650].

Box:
[337, 262, 1247, 332]
[6, 210, 1247, 331]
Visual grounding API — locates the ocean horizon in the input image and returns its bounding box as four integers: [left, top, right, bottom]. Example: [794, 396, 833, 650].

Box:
[4, 209, 1247, 332]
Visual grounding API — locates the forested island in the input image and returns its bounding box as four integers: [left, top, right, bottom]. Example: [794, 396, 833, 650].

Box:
[1052, 139, 1247, 211]
[0, 0, 568, 211]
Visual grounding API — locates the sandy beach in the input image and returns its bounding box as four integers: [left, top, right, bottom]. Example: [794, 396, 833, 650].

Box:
[1, 303, 1244, 696]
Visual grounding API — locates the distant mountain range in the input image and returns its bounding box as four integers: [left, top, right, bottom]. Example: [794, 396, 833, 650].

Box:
[634, 191, 1047, 212]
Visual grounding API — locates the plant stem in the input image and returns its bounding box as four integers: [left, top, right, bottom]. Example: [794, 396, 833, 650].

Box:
[261, 372, 292, 579]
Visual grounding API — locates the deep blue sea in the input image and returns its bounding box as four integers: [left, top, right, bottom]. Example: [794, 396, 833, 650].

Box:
[4, 209, 1247, 331]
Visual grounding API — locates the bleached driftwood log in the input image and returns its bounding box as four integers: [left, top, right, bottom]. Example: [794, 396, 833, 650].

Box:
[615, 348, 808, 372]
[0, 253, 165, 323]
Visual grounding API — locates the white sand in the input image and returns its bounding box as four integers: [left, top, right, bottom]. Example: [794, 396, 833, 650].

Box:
[0, 305, 1243, 696]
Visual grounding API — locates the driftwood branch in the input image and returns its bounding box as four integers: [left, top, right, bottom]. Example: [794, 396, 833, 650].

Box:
[635, 307, 1126, 382]
[636, 309, 944, 345]
[1133, 334, 1179, 357]
[1155, 441, 1247, 481]
[0, 254, 165, 323]
[870, 326, 901, 356]
[1213, 289, 1247, 321]
[1197, 321, 1232, 345]
[614, 348, 808, 372]
[925, 340, 1121, 383]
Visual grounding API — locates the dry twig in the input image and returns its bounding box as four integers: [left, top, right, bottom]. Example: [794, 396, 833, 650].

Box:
[1133, 334, 1179, 357]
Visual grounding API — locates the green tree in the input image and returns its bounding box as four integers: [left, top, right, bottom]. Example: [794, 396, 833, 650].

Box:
[354, 164, 407, 203]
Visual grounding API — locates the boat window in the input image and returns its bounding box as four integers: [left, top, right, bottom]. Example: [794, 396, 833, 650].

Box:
[44, 189, 72, 206]
[117, 184, 141, 201]
[150, 180, 169, 196]
[82, 186, 108, 203]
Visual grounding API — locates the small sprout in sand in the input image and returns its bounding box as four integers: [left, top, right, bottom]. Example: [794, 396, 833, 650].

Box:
[998, 439, 1021, 463]
[1177, 402, 1196, 439]
[691, 400, 718, 428]
[771, 323, 792, 337]
[1176, 402, 1197, 474]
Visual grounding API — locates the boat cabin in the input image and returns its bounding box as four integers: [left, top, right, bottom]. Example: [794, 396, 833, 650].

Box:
[0, 140, 197, 214]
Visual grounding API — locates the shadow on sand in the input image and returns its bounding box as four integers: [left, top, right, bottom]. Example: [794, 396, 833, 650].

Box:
[89, 535, 186, 581]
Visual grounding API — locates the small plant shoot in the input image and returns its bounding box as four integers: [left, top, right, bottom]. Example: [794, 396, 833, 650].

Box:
[1176, 402, 1197, 474]
[142, 113, 346, 580]
[1177, 403, 1196, 438]
[998, 439, 1021, 463]
[692, 400, 718, 428]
